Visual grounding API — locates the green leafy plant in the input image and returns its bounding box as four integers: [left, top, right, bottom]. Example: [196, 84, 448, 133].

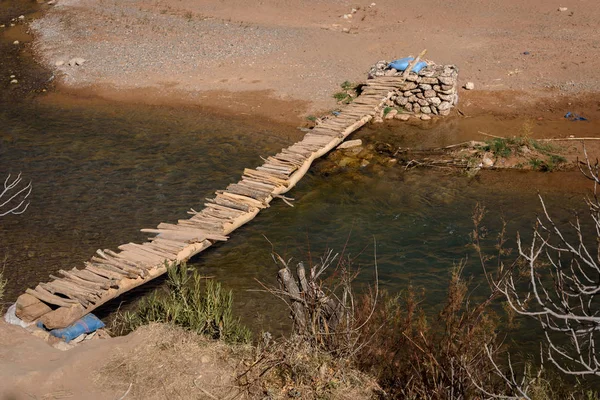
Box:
[114, 263, 251, 344]
[529, 158, 543, 170]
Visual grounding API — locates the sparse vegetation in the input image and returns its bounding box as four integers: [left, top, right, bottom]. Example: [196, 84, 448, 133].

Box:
[112, 263, 251, 344]
[333, 80, 358, 104]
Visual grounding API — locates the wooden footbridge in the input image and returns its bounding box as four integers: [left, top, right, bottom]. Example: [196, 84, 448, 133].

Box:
[14, 75, 413, 329]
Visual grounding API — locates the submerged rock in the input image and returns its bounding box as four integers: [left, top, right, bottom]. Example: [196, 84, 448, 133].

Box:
[337, 139, 362, 149]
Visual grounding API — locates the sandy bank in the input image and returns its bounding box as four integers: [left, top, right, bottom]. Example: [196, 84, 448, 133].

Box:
[27, 0, 600, 120]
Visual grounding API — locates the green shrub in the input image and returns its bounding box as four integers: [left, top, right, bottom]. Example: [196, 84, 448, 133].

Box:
[115, 263, 251, 344]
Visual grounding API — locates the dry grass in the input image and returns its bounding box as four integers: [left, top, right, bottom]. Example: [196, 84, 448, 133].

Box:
[96, 323, 377, 400]
[96, 323, 251, 400]
[239, 335, 381, 399]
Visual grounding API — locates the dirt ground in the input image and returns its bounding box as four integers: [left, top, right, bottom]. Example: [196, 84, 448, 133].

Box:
[17, 0, 600, 123]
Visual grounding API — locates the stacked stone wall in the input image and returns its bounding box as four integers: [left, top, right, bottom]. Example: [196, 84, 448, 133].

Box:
[369, 61, 459, 119]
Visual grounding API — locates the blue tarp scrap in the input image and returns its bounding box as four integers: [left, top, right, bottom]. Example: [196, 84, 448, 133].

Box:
[388, 57, 428, 74]
[37, 313, 106, 343]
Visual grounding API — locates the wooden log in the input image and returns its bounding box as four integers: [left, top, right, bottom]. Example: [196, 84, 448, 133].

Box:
[278, 267, 306, 332]
[40, 282, 90, 307]
[85, 263, 129, 280]
[209, 195, 252, 212]
[45, 279, 101, 301]
[243, 168, 290, 183]
[91, 255, 146, 276]
[225, 184, 271, 201]
[57, 270, 111, 290]
[152, 224, 228, 240]
[203, 202, 246, 216]
[27, 286, 77, 307]
[403, 50, 427, 77]
[218, 191, 268, 209]
[15, 293, 53, 322]
[67, 268, 118, 287]
[97, 249, 143, 271]
[117, 244, 167, 264]
[141, 228, 228, 242]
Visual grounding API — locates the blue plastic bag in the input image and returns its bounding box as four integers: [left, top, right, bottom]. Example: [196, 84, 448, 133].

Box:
[564, 112, 587, 121]
[49, 314, 105, 343]
[388, 57, 428, 73]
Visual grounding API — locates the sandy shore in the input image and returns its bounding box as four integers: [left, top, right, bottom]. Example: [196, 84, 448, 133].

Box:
[26, 0, 600, 121]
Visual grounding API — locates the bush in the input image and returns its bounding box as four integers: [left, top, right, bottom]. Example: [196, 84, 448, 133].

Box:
[113, 263, 251, 344]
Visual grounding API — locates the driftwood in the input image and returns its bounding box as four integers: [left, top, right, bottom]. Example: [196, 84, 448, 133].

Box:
[277, 258, 343, 336]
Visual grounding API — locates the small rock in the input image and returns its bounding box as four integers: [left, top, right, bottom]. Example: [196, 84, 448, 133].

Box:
[482, 153, 494, 168]
[337, 139, 362, 149]
[438, 101, 452, 111]
[0, 24, 5, 28]
[55, 60, 64, 66]
[413, 104, 421, 114]
[71, 333, 86, 344]
[47, 0, 56, 4]
[395, 114, 410, 121]
[558, 7, 568, 11]
[421, 106, 432, 114]
[424, 90, 437, 98]
[395, 97, 408, 106]
[384, 68, 397, 76]
[373, 116, 384, 124]
[18, 15, 25, 20]
[360, 160, 370, 168]
[417, 99, 429, 107]
[10, 23, 15, 27]
[439, 109, 451, 116]
[464, 82, 475, 90]
[420, 77, 438, 85]
[10, 79, 18, 84]
[405, 103, 413, 112]
[428, 97, 442, 106]
[385, 109, 398, 119]
[420, 114, 432, 121]
[68, 57, 86, 66]
[370, 2, 376, 7]
[419, 84, 432, 90]
[13, 40, 19, 45]
[53, 341, 74, 351]
[10, 75, 15, 78]
[438, 76, 454, 85]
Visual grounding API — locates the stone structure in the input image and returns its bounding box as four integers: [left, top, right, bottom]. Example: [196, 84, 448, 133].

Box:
[368, 60, 459, 118]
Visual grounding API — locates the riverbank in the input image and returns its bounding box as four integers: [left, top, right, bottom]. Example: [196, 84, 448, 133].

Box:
[7, 0, 600, 123]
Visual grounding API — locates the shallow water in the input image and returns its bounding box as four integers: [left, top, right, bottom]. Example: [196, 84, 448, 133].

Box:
[1, 0, 596, 349]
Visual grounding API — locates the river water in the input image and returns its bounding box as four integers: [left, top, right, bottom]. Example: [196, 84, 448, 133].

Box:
[0, 0, 595, 344]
